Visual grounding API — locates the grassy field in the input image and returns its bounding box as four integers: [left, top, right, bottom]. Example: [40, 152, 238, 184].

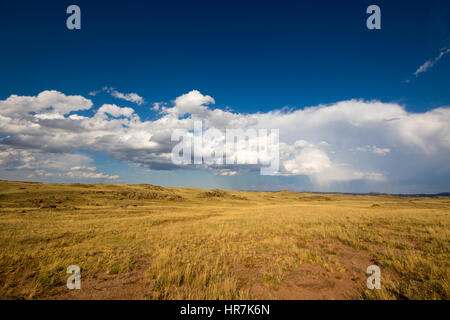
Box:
[0, 180, 448, 300]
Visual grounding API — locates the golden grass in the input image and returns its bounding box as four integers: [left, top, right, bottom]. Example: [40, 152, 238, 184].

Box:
[0, 180, 448, 299]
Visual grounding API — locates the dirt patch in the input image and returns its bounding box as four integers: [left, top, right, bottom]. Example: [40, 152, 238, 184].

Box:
[48, 266, 153, 300]
[245, 240, 377, 299]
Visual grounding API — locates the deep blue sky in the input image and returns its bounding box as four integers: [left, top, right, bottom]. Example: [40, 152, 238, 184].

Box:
[1, 0, 450, 193]
[1, 0, 449, 113]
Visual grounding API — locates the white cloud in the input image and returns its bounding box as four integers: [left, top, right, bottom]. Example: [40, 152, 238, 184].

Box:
[283, 146, 331, 175]
[163, 90, 215, 116]
[70, 166, 97, 171]
[215, 169, 238, 176]
[95, 104, 136, 118]
[152, 102, 162, 111]
[356, 145, 390, 156]
[103, 87, 145, 105]
[0, 147, 118, 181]
[1, 90, 450, 190]
[0, 90, 92, 117]
[413, 47, 450, 78]
[66, 171, 119, 180]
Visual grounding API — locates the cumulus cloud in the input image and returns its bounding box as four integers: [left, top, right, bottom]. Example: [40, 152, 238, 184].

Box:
[95, 104, 136, 119]
[0, 90, 92, 117]
[163, 90, 215, 116]
[283, 146, 331, 176]
[1, 89, 450, 190]
[0, 147, 118, 181]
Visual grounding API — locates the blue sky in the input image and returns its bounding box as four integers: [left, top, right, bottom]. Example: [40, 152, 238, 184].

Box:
[1, 0, 450, 193]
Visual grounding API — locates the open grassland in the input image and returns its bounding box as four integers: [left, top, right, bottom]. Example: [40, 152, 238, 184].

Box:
[0, 180, 449, 300]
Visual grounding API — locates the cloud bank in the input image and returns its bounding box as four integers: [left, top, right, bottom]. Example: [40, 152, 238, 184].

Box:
[1, 89, 450, 192]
